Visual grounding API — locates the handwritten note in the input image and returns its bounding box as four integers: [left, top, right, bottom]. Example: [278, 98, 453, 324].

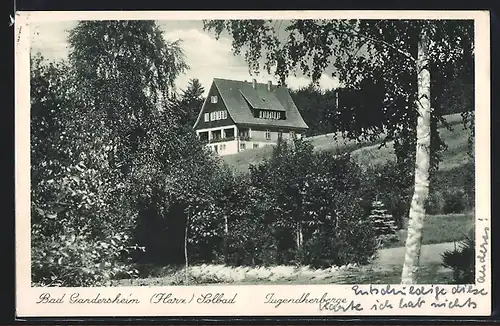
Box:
[350, 284, 487, 312]
[477, 225, 490, 284]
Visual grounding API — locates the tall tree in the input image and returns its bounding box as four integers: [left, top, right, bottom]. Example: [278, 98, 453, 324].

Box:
[289, 84, 338, 136]
[68, 21, 188, 172]
[30, 54, 144, 286]
[400, 26, 431, 283]
[177, 78, 205, 127]
[203, 19, 474, 284]
[67, 20, 190, 226]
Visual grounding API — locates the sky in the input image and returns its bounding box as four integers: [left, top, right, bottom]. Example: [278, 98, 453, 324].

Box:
[30, 20, 340, 96]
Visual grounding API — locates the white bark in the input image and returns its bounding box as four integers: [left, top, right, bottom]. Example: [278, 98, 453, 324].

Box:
[224, 215, 229, 263]
[401, 26, 432, 284]
[296, 223, 303, 249]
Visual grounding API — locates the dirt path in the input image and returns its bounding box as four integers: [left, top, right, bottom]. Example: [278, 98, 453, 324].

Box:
[374, 242, 458, 266]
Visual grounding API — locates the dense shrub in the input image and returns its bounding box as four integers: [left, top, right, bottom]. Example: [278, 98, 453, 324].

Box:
[426, 190, 446, 215]
[442, 188, 468, 213]
[441, 237, 475, 284]
[213, 140, 378, 268]
[32, 225, 143, 286]
[363, 161, 413, 229]
[366, 159, 474, 219]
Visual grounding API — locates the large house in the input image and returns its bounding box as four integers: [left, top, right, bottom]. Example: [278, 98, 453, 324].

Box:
[193, 78, 309, 156]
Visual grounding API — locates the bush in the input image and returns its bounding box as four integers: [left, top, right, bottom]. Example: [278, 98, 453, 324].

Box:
[363, 161, 413, 229]
[32, 224, 143, 287]
[217, 140, 378, 268]
[443, 188, 468, 214]
[426, 190, 445, 214]
[300, 211, 377, 269]
[441, 237, 475, 284]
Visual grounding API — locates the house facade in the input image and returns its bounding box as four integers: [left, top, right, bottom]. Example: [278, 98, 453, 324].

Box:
[193, 78, 309, 156]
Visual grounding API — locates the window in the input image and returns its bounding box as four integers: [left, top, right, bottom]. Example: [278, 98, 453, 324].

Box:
[240, 143, 246, 150]
[290, 131, 296, 139]
[258, 110, 282, 120]
[278, 131, 283, 139]
[253, 143, 259, 149]
[220, 144, 226, 151]
[211, 96, 218, 103]
[204, 113, 209, 122]
[208, 110, 227, 121]
[265, 130, 271, 140]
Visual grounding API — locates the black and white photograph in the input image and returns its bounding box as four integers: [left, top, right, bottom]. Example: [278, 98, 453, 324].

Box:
[15, 10, 491, 317]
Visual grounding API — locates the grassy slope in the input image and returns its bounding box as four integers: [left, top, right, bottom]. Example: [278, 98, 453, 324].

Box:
[222, 113, 470, 174]
[387, 213, 474, 248]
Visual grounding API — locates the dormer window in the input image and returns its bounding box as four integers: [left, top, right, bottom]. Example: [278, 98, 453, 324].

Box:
[257, 110, 283, 120]
[211, 96, 218, 104]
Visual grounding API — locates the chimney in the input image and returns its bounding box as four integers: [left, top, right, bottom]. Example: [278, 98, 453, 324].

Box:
[252, 79, 257, 89]
[267, 80, 272, 91]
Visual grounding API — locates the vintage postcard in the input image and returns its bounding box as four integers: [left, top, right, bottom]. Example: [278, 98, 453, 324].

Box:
[15, 10, 491, 318]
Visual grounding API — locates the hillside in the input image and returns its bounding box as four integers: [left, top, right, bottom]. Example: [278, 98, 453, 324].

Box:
[222, 113, 471, 174]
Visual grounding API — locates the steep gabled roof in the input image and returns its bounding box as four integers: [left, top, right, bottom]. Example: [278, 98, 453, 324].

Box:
[213, 78, 309, 130]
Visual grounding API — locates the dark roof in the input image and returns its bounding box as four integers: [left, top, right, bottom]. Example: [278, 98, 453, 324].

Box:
[211, 78, 309, 130]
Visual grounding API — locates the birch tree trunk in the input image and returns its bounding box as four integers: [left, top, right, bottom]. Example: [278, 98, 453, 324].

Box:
[296, 222, 303, 250]
[401, 26, 432, 284]
[224, 215, 229, 264]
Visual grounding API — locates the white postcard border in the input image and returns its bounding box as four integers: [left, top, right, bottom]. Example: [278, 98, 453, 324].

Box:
[15, 10, 492, 318]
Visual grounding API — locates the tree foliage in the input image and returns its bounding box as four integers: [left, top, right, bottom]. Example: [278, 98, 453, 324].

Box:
[176, 78, 205, 127]
[30, 54, 141, 286]
[289, 84, 337, 136]
[68, 21, 188, 167]
[31, 20, 199, 285]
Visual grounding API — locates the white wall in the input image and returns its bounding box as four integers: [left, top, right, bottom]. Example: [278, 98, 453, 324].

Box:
[207, 140, 239, 156]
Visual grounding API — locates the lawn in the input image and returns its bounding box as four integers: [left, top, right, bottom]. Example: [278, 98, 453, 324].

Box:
[222, 113, 470, 174]
[385, 212, 475, 248]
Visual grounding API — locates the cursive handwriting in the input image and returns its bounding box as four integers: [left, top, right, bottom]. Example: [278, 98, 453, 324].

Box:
[264, 292, 345, 308]
[370, 299, 393, 311]
[351, 284, 447, 301]
[150, 293, 192, 304]
[319, 299, 363, 312]
[196, 293, 237, 304]
[477, 226, 490, 283]
[36, 292, 140, 304]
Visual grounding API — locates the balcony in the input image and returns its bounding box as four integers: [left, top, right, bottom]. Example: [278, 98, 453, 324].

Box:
[208, 136, 236, 144]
